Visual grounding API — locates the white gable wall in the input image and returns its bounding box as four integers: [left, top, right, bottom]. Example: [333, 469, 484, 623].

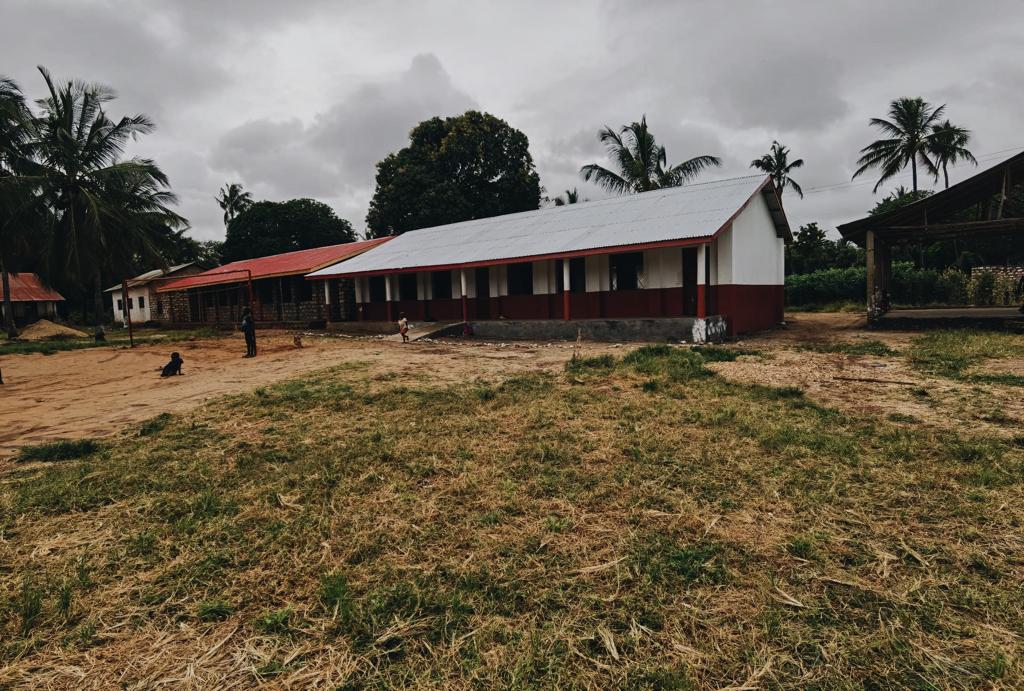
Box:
[714, 194, 784, 286]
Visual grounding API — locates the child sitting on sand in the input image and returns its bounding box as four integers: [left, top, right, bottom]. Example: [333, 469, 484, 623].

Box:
[160, 352, 184, 377]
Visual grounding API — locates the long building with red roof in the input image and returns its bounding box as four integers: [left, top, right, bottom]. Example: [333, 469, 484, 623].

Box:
[156, 238, 389, 325]
[0, 273, 65, 325]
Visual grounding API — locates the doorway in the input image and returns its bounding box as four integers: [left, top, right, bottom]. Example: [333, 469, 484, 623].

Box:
[475, 267, 490, 319]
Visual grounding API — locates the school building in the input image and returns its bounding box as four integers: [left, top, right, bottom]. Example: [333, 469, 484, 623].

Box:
[307, 175, 791, 337]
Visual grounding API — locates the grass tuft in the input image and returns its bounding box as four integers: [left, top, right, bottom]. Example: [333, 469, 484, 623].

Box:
[18, 438, 99, 462]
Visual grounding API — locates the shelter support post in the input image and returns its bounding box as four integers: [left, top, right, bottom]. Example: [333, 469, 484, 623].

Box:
[866, 230, 879, 318]
[323, 279, 331, 323]
[696, 244, 707, 319]
[460, 269, 468, 322]
[355, 277, 365, 321]
[385, 275, 393, 323]
[562, 260, 571, 321]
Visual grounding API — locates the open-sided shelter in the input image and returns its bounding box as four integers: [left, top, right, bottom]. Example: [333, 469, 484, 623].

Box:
[838, 151, 1024, 319]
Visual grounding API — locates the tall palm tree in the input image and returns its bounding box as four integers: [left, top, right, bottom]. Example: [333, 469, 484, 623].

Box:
[580, 116, 721, 194]
[750, 141, 804, 198]
[553, 188, 585, 206]
[0, 76, 34, 337]
[853, 97, 945, 192]
[25, 66, 183, 322]
[927, 120, 976, 189]
[216, 182, 252, 225]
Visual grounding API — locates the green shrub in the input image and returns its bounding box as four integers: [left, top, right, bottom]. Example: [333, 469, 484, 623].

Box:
[787, 263, 978, 308]
[967, 270, 996, 306]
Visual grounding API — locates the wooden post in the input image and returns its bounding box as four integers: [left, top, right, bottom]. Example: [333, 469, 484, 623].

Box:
[866, 230, 876, 316]
[562, 259, 571, 321]
[276, 278, 284, 322]
[460, 269, 469, 323]
[696, 245, 707, 319]
[121, 280, 134, 348]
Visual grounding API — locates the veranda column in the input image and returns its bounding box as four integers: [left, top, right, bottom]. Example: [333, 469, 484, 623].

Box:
[354, 277, 365, 321]
[323, 280, 332, 323]
[696, 244, 707, 319]
[385, 274, 394, 322]
[460, 269, 469, 322]
[562, 259, 571, 321]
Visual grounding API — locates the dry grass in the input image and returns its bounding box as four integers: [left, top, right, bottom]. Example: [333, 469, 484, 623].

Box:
[1, 343, 1023, 688]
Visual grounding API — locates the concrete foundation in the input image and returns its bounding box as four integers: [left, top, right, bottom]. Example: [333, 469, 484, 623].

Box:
[466, 316, 727, 343]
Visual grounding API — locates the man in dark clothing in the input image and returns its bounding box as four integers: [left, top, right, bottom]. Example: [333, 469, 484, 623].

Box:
[241, 307, 257, 357]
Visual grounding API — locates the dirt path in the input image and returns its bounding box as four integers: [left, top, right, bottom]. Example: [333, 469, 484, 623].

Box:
[0, 332, 594, 460]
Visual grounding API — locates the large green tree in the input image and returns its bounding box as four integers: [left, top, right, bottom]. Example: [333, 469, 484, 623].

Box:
[0, 76, 34, 336]
[366, 111, 541, 237]
[24, 67, 184, 322]
[750, 141, 804, 198]
[852, 97, 945, 193]
[927, 120, 976, 189]
[580, 115, 721, 194]
[222, 198, 355, 262]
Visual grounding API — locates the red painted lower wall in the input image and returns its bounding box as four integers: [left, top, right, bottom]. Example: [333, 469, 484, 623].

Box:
[711, 284, 784, 336]
[357, 284, 783, 335]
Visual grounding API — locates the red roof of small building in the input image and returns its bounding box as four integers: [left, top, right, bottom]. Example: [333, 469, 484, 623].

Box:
[0, 273, 65, 303]
[157, 238, 390, 292]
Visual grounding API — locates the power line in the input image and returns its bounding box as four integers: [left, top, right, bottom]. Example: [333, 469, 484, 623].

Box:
[800, 145, 1024, 196]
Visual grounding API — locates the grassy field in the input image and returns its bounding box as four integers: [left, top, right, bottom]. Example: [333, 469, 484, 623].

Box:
[1, 338, 1023, 687]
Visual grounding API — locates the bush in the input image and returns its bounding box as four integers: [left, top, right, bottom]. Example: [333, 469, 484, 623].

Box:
[19, 439, 100, 462]
[786, 263, 981, 308]
[967, 270, 996, 306]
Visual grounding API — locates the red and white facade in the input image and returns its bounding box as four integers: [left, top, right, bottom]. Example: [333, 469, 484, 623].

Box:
[308, 176, 790, 336]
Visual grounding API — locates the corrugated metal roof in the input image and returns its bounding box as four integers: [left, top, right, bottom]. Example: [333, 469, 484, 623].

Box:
[309, 175, 775, 278]
[104, 263, 196, 293]
[0, 273, 65, 302]
[158, 238, 389, 292]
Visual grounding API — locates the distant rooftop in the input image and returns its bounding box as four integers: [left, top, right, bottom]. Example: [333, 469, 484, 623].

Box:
[158, 238, 390, 292]
[0, 273, 64, 303]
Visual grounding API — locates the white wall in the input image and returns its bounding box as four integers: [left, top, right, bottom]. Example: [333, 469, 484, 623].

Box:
[715, 194, 785, 285]
[111, 286, 152, 324]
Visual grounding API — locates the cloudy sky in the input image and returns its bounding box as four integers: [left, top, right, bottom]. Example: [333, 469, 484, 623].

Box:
[3, 0, 1023, 242]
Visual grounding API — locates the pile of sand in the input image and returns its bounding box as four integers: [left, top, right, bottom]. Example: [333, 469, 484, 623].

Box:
[17, 319, 89, 341]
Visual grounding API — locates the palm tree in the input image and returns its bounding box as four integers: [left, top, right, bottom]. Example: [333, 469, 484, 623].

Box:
[216, 182, 252, 225]
[750, 141, 804, 198]
[927, 120, 976, 189]
[853, 97, 945, 192]
[0, 76, 34, 337]
[25, 66, 184, 322]
[580, 116, 721, 194]
[553, 188, 585, 206]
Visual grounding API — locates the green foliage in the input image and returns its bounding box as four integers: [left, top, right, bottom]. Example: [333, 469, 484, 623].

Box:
[786, 223, 862, 276]
[631, 534, 726, 586]
[800, 340, 895, 356]
[255, 607, 293, 635]
[786, 262, 981, 308]
[853, 97, 947, 192]
[319, 572, 357, 626]
[868, 187, 934, 216]
[750, 140, 804, 198]
[366, 111, 541, 237]
[580, 115, 721, 194]
[908, 330, 1024, 380]
[139, 413, 173, 437]
[966, 270, 1023, 307]
[565, 353, 616, 374]
[222, 199, 355, 263]
[197, 599, 234, 622]
[18, 576, 44, 635]
[19, 438, 99, 462]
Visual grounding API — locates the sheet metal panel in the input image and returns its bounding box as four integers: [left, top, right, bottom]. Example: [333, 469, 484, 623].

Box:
[0, 273, 65, 302]
[310, 176, 768, 278]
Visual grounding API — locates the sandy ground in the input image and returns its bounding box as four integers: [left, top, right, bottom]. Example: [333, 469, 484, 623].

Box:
[1, 313, 1021, 463]
[0, 331, 599, 461]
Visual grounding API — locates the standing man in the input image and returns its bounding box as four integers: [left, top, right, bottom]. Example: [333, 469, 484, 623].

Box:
[241, 307, 257, 358]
